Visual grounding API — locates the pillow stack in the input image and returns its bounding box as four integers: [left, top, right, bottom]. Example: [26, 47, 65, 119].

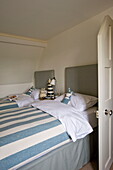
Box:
[55, 92, 98, 111]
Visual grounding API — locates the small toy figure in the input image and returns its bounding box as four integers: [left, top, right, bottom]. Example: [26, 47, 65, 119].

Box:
[47, 79, 54, 99]
[40, 88, 47, 99]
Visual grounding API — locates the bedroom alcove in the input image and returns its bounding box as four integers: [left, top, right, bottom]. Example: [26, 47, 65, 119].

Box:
[0, 3, 113, 168]
[1, 16, 113, 169]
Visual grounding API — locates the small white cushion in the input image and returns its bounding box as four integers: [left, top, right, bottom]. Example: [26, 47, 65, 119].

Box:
[31, 89, 40, 100]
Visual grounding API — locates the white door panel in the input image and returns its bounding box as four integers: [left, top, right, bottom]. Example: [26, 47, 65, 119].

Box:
[98, 15, 113, 170]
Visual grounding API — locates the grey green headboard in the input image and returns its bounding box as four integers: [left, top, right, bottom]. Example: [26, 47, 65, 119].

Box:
[34, 70, 54, 89]
[65, 64, 98, 97]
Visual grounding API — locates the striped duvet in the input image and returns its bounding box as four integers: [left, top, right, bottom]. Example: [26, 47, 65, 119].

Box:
[0, 100, 70, 170]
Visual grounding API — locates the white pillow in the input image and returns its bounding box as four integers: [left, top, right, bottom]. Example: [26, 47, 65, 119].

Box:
[31, 89, 40, 100]
[16, 96, 34, 107]
[54, 94, 65, 102]
[70, 93, 98, 111]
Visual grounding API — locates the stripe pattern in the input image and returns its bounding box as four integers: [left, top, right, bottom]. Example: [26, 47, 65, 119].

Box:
[0, 100, 70, 170]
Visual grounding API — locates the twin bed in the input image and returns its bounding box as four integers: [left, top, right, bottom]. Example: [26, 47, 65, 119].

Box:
[0, 64, 98, 170]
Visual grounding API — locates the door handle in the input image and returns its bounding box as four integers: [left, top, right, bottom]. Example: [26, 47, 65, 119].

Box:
[109, 110, 113, 116]
[105, 109, 113, 116]
[105, 109, 109, 115]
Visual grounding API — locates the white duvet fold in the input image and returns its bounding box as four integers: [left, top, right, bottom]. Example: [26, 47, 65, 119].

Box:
[32, 100, 93, 142]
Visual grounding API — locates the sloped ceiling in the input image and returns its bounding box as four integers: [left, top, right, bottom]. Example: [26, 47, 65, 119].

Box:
[0, 0, 113, 40]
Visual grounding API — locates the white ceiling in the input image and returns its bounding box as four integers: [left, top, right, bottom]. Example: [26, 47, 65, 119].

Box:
[1, 0, 113, 40]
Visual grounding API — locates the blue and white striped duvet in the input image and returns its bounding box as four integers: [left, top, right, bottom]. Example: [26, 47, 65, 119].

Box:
[0, 100, 70, 170]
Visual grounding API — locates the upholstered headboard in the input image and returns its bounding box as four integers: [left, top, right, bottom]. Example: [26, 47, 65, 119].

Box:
[65, 64, 98, 97]
[34, 70, 55, 89]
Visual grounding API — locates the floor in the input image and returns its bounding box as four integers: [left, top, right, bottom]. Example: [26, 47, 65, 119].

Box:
[80, 159, 98, 170]
[80, 160, 113, 170]
[110, 163, 113, 170]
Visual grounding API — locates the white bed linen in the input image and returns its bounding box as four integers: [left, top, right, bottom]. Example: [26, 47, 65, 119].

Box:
[32, 100, 93, 142]
[81, 106, 98, 128]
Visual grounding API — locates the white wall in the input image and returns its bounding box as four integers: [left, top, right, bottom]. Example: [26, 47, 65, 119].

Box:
[39, 7, 113, 93]
[0, 35, 47, 97]
[1, 7, 113, 97]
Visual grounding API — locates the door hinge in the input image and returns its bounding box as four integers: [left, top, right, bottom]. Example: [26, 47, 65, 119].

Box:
[96, 110, 99, 118]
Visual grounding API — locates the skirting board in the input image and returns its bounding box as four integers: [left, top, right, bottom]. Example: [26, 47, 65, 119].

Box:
[0, 82, 33, 98]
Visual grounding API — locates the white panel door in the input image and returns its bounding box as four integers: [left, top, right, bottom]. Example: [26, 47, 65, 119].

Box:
[98, 15, 113, 170]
